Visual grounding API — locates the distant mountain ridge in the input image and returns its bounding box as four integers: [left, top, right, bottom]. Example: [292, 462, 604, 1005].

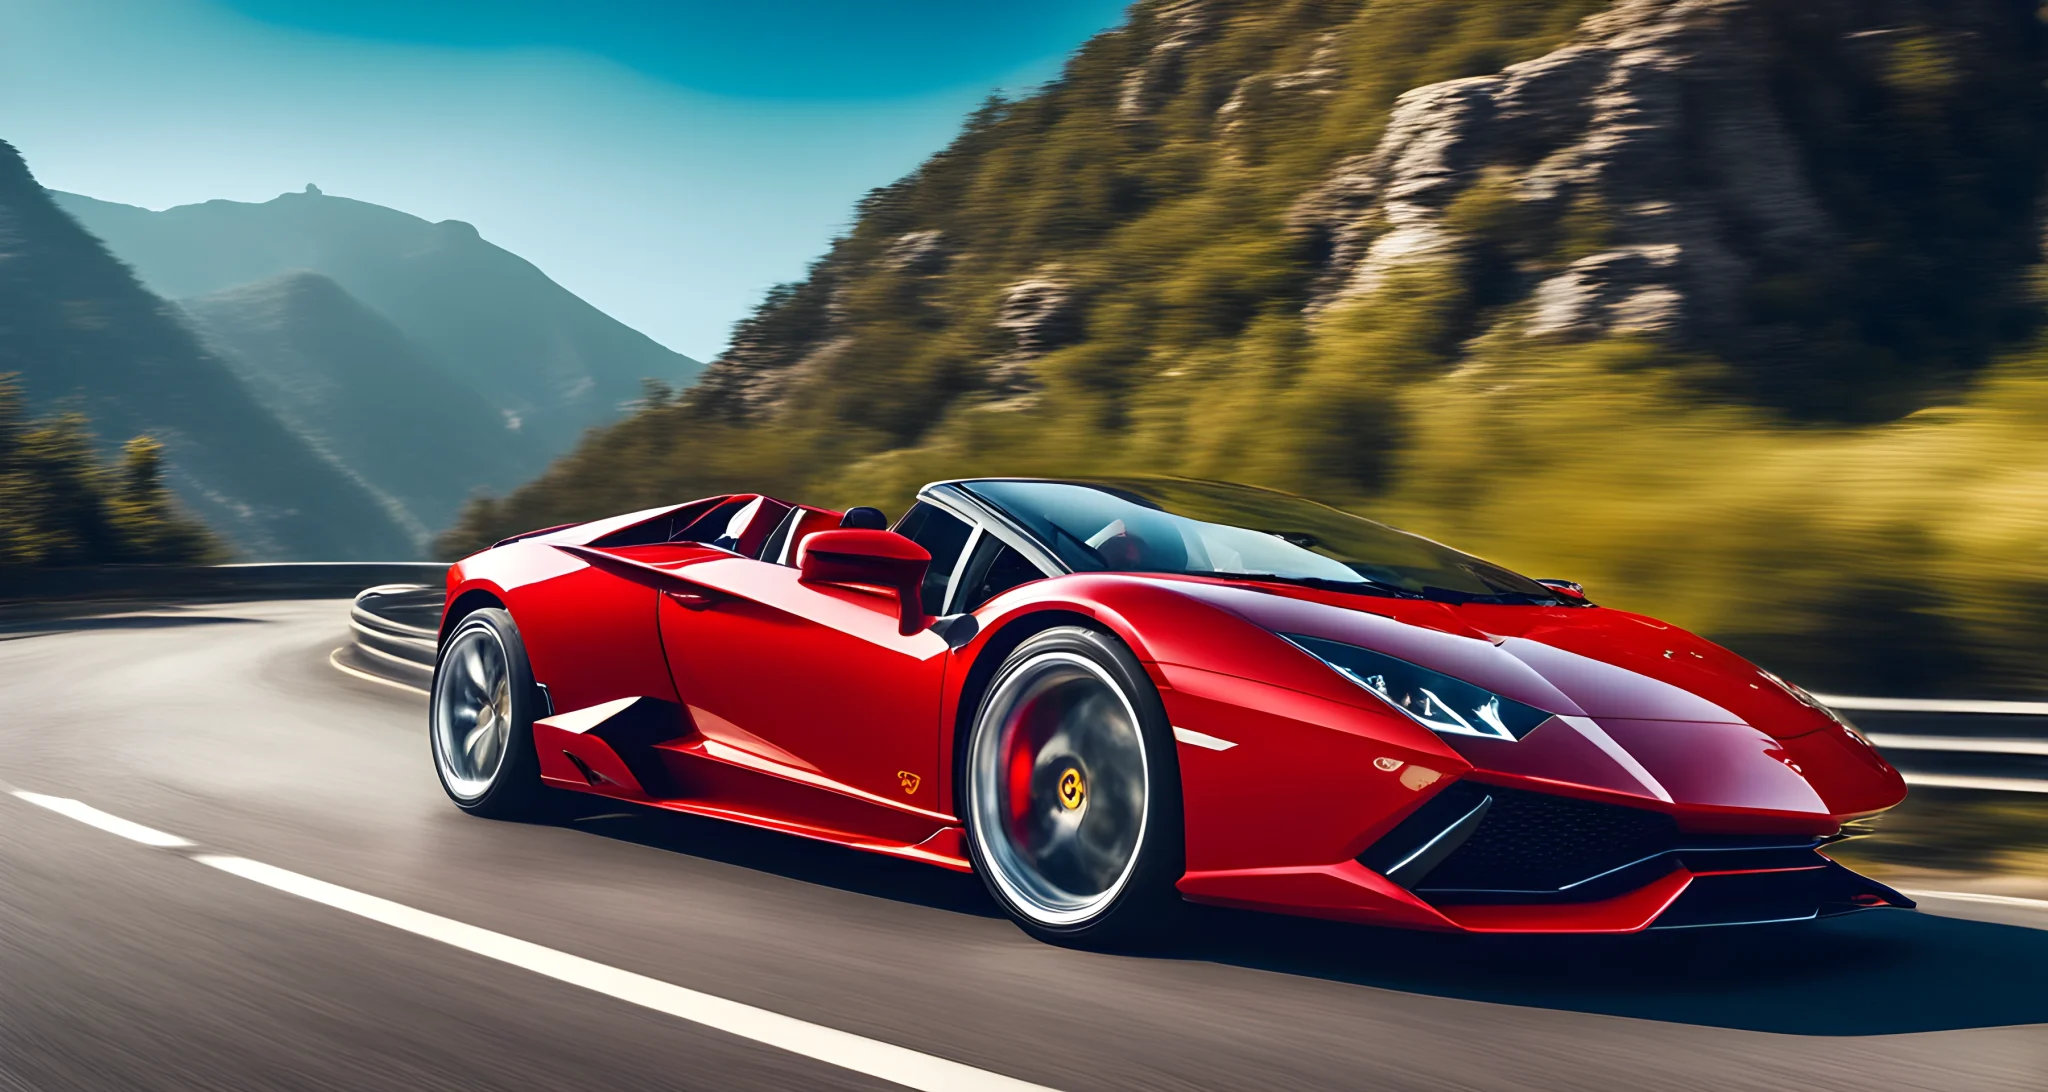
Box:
[53, 187, 704, 467]
[0, 141, 416, 560]
[182, 271, 524, 542]
[38, 181, 706, 555]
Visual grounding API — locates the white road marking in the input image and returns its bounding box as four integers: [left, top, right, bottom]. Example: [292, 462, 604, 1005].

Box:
[10, 790, 1060, 1092]
[1901, 888, 2048, 911]
[328, 648, 429, 696]
[1172, 726, 1237, 751]
[10, 791, 193, 847]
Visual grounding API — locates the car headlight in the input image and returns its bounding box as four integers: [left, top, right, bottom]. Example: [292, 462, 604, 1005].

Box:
[1283, 634, 1552, 741]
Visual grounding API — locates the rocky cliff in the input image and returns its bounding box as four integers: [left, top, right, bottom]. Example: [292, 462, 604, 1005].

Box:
[662, 0, 2040, 433]
[1292, 0, 2041, 410]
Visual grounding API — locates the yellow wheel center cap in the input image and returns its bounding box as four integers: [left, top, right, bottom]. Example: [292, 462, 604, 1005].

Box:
[1057, 767, 1086, 811]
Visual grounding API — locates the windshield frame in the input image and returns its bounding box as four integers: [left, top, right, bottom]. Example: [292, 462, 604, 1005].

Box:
[938, 477, 1578, 608]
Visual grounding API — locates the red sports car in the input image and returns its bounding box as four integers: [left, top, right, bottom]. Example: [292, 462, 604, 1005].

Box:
[429, 477, 1911, 945]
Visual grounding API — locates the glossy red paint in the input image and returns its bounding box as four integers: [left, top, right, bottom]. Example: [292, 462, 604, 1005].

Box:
[1156, 661, 1468, 871]
[1436, 869, 1695, 934]
[796, 528, 934, 634]
[656, 553, 952, 813]
[438, 488, 1911, 934]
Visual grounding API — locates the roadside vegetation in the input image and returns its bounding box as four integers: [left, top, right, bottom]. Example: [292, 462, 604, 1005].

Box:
[443, 0, 2048, 698]
[0, 376, 222, 572]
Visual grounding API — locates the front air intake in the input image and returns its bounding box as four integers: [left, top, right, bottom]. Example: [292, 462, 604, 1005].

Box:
[1418, 784, 1679, 897]
[1361, 781, 1838, 909]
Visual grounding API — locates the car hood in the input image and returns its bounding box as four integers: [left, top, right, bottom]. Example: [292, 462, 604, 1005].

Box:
[1153, 578, 1900, 823]
[1160, 579, 1826, 732]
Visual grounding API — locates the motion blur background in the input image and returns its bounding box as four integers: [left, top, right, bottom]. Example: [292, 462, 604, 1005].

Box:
[3, 1, 2046, 874]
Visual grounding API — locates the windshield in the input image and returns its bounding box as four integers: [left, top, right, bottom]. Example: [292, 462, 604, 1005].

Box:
[959, 478, 1569, 605]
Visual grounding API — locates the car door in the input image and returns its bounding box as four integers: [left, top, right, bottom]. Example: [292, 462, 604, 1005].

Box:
[656, 502, 978, 815]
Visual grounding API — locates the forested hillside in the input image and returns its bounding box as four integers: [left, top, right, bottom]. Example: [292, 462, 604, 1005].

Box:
[0, 141, 417, 560]
[446, 0, 2048, 696]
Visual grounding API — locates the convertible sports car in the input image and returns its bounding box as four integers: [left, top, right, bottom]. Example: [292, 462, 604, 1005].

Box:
[428, 477, 1912, 944]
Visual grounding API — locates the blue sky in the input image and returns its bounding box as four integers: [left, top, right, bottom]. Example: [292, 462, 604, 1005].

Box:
[0, 0, 1131, 360]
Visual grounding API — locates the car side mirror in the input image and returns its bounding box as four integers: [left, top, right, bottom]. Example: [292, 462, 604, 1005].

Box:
[1536, 579, 1586, 600]
[797, 529, 930, 635]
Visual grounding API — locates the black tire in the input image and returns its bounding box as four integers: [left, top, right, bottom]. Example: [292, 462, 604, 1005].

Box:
[962, 625, 1185, 948]
[430, 607, 548, 819]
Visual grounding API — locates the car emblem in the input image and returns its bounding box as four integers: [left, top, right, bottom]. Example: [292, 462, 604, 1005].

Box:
[1057, 767, 1086, 811]
[897, 770, 921, 795]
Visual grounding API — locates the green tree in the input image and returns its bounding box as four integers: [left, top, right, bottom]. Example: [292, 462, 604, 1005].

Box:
[0, 374, 222, 570]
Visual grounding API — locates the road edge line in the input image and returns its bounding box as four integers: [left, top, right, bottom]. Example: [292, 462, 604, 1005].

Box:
[328, 647, 429, 696]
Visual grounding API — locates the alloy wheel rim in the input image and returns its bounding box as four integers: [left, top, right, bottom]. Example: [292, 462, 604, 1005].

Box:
[432, 623, 513, 801]
[969, 650, 1149, 926]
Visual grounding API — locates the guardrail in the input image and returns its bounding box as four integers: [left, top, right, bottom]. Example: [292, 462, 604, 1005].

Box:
[340, 584, 2048, 794]
[0, 562, 448, 602]
[1813, 694, 2048, 795]
[339, 583, 443, 691]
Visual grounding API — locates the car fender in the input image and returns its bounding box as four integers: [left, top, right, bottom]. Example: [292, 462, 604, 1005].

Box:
[941, 574, 1467, 874]
[444, 541, 679, 717]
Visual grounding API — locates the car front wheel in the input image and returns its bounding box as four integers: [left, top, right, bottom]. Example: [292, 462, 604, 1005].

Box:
[963, 626, 1184, 947]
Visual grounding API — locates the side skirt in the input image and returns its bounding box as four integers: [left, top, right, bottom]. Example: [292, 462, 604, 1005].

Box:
[533, 696, 970, 871]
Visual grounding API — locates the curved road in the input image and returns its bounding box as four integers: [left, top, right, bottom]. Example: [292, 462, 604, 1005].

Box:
[1, 600, 2043, 1091]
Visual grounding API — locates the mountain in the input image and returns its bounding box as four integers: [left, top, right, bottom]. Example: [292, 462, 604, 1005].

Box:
[183, 271, 525, 541]
[52, 186, 703, 464]
[444, 0, 2048, 697]
[0, 140, 416, 561]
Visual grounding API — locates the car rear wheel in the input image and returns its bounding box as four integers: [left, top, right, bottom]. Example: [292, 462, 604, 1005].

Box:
[431, 608, 546, 818]
[963, 626, 1184, 947]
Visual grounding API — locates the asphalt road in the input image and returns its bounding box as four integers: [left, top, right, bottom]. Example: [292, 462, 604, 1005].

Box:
[1, 600, 2043, 1092]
